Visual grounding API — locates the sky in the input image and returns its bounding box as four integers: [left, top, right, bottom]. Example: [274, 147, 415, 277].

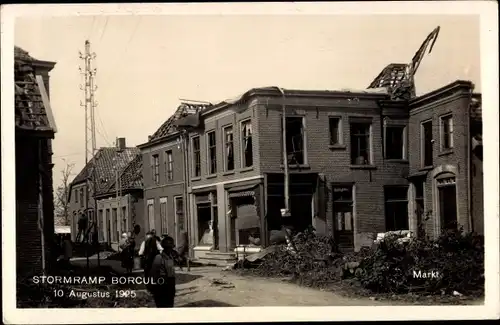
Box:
[14, 14, 481, 189]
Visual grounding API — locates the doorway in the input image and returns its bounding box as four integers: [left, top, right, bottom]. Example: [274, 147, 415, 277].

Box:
[332, 185, 354, 250]
[438, 184, 457, 230]
[196, 203, 212, 246]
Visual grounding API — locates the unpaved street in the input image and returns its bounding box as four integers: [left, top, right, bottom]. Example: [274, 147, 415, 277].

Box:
[172, 266, 396, 307]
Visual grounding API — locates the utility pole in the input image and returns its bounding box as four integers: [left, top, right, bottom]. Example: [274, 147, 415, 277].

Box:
[114, 139, 123, 245]
[79, 40, 100, 268]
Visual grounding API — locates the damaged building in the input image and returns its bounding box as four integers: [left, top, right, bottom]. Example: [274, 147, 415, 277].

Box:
[139, 26, 483, 262]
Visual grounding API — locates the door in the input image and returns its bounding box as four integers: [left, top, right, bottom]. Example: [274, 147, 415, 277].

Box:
[212, 206, 219, 250]
[439, 185, 457, 230]
[333, 203, 354, 250]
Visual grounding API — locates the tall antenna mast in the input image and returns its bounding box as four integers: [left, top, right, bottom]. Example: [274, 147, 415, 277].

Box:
[79, 40, 99, 267]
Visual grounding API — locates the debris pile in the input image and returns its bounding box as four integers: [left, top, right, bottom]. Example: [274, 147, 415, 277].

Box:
[236, 226, 484, 298]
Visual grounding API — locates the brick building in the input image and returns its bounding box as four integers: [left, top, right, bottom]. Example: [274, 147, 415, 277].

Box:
[68, 139, 139, 244]
[95, 151, 145, 250]
[138, 103, 207, 247]
[142, 81, 482, 262]
[15, 46, 58, 274]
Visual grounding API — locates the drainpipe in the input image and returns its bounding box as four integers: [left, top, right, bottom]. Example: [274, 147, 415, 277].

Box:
[37, 140, 46, 274]
[181, 131, 191, 270]
[467, 89, 473, 233]
[274, 87, 290, 218]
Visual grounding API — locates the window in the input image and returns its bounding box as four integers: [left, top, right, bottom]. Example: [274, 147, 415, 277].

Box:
[98, 210, 104, 242]
[440, 114, 454, 150]
[329, 117, 341, 145]
[152, 154, 160, 184]
[207, 131, 217, 174]
[223, 126, 234, 171]
[112, 208, 118, 242]
[415, 181, 425, 236]
[385, 126, 405, 160]
[421, 121, 433, 167]
[147, 199, 155, 232]
[384, 186, 409, 231]
[350, 122, 371, 165]
[241, 120, 253, 168]
[165, 150, 173, 181]
[174, 196, 184, 231]
[284, 116, 305, 165]
[192, 136, 201, 177]
[75, 189, 78, 203]
[79, 188, 84, 208]
[160, 197, 168, 235]
[121, 206, 127, 233]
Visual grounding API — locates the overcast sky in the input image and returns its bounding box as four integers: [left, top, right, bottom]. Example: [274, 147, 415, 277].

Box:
[15, 14, 480, 188]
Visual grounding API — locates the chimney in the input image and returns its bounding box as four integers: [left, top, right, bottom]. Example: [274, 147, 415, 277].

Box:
[116, 138, 126, 151]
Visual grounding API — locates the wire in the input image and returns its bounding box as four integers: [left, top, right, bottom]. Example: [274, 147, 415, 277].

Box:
[99, 16, 109, 43]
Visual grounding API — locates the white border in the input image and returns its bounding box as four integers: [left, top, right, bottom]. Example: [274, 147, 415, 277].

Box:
[2, 2, 499, 323]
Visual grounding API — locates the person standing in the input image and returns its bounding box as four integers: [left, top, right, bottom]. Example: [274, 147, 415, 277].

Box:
[119, 233, 135, 274]
[148, 236, 176, 308]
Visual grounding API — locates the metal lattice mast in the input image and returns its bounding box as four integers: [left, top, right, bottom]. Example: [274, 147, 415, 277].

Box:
[79, 40, 99, 267]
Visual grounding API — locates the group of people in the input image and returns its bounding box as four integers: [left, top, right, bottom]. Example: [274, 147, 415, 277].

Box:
[119, 229, 186, 307]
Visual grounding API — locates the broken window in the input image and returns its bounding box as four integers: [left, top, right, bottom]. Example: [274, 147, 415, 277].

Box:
[441, 114, 454, 150]
[166, 150, 173, 181]
[329, 117, 341, 145]
[284, 116, 305, 165]
[385, 126, 405, 159]
[192, 136, 201, 177]
[421, 121, 433, 167]
[384, 186, 409, 231]
[175, 196, 184, 231]
[241, 120, 253, 168]
[207, 131, 217, 174]
[350, 122, 371, 165]
[224, 126, 234, 171]
[152, 154, 160, 184]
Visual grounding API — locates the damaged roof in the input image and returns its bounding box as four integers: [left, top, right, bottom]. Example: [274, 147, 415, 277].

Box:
[147, 102, 210, 143]
[15, 46, 56, 133]
[368, 63, 415, 100]
[106, 154, 143, 194]
[70, 147, 140, 196]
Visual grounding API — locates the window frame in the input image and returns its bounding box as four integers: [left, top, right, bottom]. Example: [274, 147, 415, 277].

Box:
[350, 121, 373, 165]
[206, 130, 217, 175]
[384, 123, 407, 160]
[439, 113, 454, 151]
[165, 150, 173, 181]
[384, 185, 409, 231]
[282, 115, 308, 165]
[420, 119, 433, 168]
[240, 119, 253, 168]
[174, 196, 184, 232]
[152, 154, 160, 184]
[328, 116, 343, 146]
[147, 199, 155, 232]
[191, 136, 201, 177]
[222, 125, 235, 172]
[159, 197, 168, 235]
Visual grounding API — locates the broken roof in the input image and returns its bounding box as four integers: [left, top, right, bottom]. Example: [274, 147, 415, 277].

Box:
[15, 47, 57, 133]
[106, 154, 143, 194]
[70, 147, 140, 196]
[147, 102, 210, 143]
[368, 63, 415, 100]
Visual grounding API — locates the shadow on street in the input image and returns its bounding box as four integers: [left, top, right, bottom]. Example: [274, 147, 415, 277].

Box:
[176, 273, 203, 285]
[177, 299, 236, 307]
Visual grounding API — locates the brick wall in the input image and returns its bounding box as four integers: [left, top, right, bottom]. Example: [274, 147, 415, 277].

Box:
[16, 136, 44, 275]
[409, 83, 474, 237]
[256, 94, 409, 249]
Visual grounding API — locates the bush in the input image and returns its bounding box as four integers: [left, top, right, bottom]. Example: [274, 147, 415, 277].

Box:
[355, 227, 484, 295]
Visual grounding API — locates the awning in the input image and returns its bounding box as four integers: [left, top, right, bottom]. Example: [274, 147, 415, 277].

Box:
[229, 190, 255, 198]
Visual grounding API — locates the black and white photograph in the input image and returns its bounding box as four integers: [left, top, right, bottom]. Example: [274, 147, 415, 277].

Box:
[2, 2, 498, 323]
